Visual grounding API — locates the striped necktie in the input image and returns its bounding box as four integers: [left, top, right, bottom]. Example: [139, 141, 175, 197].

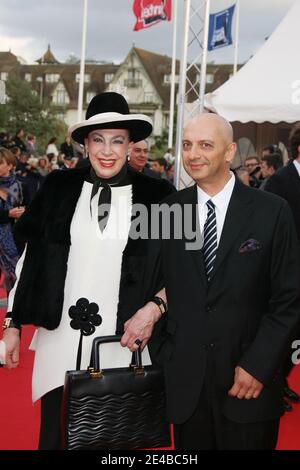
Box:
[202, 200, 217, 281]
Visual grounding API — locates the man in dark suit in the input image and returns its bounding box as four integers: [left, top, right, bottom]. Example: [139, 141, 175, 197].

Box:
[264, 125, 300, 409]
[128, 139, 160, 179]
[155, 114, 300, 449]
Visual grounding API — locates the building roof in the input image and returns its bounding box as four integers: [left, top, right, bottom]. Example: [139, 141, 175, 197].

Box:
[36, 44, 60, 64]
[0, 51, 19, 64]
[133, 47, 180, 107]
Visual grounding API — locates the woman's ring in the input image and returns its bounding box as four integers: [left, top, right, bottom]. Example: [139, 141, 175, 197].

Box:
[134, 339, 142, 346]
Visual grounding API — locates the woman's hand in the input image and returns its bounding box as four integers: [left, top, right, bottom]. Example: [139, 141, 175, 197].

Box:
[120, 302, 161, 352]
[2, 328, 21, 368]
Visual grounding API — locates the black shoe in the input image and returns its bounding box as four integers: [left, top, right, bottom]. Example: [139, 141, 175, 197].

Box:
[283, 398, 293, 412]
[284, 386, 300, 403]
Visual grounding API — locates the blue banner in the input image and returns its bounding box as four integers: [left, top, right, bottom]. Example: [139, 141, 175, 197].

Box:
[208, 4, 235, 51]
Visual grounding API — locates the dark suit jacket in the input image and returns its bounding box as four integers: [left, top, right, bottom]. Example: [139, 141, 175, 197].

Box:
[151, 178, 300, 424]
[264, 160, 300, 244]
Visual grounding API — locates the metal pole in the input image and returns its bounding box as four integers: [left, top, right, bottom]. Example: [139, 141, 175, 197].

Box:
[77, 0, 88, 121]
[233, 0, 240, 75]
[199, 0, 210, 112]
[40, 80, 43, 105]
[168, 0, 178, 150]
[174, 0, 191, 190]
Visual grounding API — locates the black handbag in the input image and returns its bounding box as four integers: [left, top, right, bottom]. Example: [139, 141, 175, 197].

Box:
[61, 335, 172, 450]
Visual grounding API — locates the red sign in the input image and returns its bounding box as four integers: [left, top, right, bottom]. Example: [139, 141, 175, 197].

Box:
[133, 0, 172, 31]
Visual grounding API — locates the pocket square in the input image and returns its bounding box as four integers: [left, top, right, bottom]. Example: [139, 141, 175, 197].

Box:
[239, 238, 261, 253]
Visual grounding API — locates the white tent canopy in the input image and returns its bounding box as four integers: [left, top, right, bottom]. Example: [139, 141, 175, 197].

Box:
[204, 1, 300, 123]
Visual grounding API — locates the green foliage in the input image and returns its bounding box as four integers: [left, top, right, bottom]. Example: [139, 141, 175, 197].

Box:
[0, 74, 67, 153]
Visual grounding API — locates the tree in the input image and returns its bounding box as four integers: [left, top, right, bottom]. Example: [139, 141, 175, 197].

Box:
[65, 53, 80, 64]
[0, 74, 67, 152]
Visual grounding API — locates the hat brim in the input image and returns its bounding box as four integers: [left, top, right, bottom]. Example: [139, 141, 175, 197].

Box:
[69, 112, 153, 144]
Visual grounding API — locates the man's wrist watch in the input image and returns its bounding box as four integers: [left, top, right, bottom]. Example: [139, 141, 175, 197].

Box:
[150, 296, 168, 316]
[3, 317, 21, 331]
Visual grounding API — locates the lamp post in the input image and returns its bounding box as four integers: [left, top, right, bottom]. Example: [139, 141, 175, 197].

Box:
[36, 76, 43, 104]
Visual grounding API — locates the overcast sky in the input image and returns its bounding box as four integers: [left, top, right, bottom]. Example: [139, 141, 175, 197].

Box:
[0, 0, 296, 65]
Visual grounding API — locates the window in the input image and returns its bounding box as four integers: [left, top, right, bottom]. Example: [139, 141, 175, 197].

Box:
[25, 73, 31, 82]
[206, 73, 214, 84]
[53, 90, 69, 105]
[128, 69, 139, 80]
[76, 73, 90, 83]
[0, 72, 8, 81]
[52, 83, 69, 105]
[124, 69, 142, 87]
[86, 91, 96, 103]
[164, 74, 179, 84]
[144, 92, 154, 103]
[46, 74, 60, 83]
[104, 73, 114, 83]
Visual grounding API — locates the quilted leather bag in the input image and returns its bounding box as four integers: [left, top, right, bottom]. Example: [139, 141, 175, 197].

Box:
[61, 335, 172, 450]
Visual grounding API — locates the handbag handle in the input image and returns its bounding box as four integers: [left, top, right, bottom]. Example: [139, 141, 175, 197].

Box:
[90, 335, 143, 372]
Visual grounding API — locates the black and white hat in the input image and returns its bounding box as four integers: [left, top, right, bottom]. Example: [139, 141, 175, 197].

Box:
[69, 92, 153, 144]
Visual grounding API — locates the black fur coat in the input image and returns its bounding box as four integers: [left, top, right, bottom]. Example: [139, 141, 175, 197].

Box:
[11, 165, 175, 334]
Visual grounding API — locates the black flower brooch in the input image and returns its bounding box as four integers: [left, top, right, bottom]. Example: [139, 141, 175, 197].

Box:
[69, 297, 102, 370]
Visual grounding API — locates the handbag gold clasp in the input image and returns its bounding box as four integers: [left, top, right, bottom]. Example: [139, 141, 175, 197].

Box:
[88, 367, 103, 378]
[133, 366, 145, 376]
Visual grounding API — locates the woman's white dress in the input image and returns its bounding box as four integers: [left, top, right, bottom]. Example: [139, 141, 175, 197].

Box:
[8, 181, 151, 402]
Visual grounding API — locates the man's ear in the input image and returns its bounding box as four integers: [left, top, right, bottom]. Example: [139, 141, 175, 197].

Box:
[225, 142, 237, 164]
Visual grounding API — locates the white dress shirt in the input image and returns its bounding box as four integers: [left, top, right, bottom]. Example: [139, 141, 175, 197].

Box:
[197, 172, 235, 247]
[293, 159, 300, 177]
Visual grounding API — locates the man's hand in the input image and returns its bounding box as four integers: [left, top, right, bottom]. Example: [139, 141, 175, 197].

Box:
[2, 328, 20, 369]
[9, 207, 25, 219]
[228, 366, 264, 399]
[120, 302, 161, 352]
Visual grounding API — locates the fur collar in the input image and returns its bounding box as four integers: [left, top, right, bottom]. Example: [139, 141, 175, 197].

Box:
[15, 165, 174, 252]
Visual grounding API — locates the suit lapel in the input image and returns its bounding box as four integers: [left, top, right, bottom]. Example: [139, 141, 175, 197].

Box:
[287, 160, 300, 187]
[209, 179, 254, 282]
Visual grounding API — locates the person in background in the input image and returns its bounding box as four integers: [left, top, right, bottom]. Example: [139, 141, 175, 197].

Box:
[152, 158, 168, 180]
[26, 135, 37, 156]
[0, 148, 25, 292]
[235, 166, 250, 186]
[128, 139, 159, 179]
[163, 148, 175, 165]
[264, 125, 300, 412]
[60, 155, 73, 170]
[37, 157, 50, 178]
[262, 144, 281, 159]
[259, 153, 283, 190]
[13, 129, 27, 153]
[166, 163, 175, 184]
[46, 137, 59, 159]
[60, 136, 74, 160]
[244, 156, 262, 188]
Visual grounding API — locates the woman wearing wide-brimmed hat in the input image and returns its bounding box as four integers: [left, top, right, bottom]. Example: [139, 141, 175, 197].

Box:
[2, 92, 175, 449]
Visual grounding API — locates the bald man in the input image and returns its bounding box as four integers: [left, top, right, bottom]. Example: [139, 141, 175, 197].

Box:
[151, 113, 300, 449]
[128, 139, 160, 179]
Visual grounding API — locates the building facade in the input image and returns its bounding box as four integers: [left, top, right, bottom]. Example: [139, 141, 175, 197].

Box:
[0, 45, 237, 138]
